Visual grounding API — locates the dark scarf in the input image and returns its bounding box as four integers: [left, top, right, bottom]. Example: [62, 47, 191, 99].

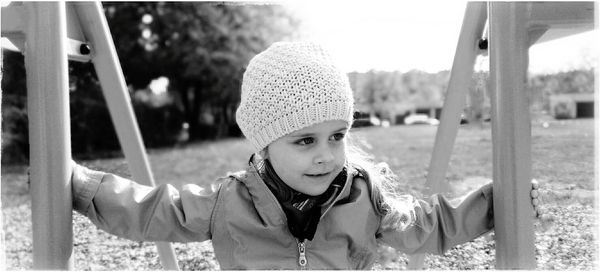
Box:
[257, 159, 346, 241]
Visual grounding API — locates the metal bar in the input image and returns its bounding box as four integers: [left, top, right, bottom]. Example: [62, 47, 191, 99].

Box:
[1, 3, 26, 52]
[527, 2, 594, 28]
[595, 7, 600, 264]
[1, 4, 25, 35]
[72, 2, 180, 270]
[1, 26, 5, 271]
[407, 3, 487, 269]
[66, 3, 86, 42]
[528, 2, 595, 45]
[488, 2, 536, 269]
[24, 2, 74, 269]
[424, 1, 488, 195]
[66, 3, 92, 62]
[67, 38, 92, 62]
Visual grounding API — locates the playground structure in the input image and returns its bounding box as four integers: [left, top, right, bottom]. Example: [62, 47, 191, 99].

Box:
[0, 1, 596, 270]
[409, 2, 595, 269]
[1, 2, 179, 270]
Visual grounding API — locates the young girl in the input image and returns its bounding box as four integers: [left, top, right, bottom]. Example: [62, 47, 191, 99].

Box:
[71, 41, 541, 269]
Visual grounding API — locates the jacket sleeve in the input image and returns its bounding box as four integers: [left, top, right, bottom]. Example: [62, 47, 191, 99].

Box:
[377, 183, 494, 255]
[71, 163, 223, 243]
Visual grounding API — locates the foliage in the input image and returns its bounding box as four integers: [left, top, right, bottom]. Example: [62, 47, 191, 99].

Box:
[103, 2, 301, 140]
[348, 70, 449, 123]
[347, 68, 594, 126]
[1, 53, 126, 162]
[1, 52, 29, 164]
[466, 71, 490, 123]
[132, 100, 186, 148]
[529, 69, 595, 94]
[68, 61, 122, 157]
[528, 69, 595, 112]
[1, 2, 300, 164]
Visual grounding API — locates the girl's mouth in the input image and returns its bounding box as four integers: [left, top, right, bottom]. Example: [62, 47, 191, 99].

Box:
[305, 172, 331, 178]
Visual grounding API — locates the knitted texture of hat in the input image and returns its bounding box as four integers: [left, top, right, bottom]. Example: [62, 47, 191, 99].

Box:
[236, 41, 354, 152]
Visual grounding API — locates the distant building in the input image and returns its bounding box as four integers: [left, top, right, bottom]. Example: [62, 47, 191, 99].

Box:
[548, 93, 594, 119]
[413, 100, 443, 119]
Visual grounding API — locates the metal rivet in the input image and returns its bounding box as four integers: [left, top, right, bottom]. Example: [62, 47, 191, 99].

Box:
[478, 39, 488, 50]
[79, 44, 91, 55]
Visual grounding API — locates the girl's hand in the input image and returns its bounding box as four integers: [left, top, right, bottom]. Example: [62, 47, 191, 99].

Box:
[531, 179, 559, 232]
[531, 179, 542, 218]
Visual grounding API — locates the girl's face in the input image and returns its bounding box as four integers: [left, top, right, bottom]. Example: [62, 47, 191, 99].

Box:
[265, 120, 349, 196]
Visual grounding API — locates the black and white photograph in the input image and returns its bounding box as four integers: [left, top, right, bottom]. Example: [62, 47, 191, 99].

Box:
[1, 1, 597, 270]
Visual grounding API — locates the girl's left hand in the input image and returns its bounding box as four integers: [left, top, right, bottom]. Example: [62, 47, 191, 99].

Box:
[531, 179, 542, 218]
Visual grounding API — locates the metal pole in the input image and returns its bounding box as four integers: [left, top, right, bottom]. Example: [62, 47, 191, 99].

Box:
[72, 2, 180, 270]
[24, 2, 74, 269]
[408, 2, 487, 269]
[424, 1, 487, 195]
[1, 28, 5, 272]
[488, 2, 536, 269]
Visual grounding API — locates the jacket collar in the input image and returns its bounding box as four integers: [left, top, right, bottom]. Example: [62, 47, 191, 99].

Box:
[320, 166, 354, 219]
[229, 156, 356, 227]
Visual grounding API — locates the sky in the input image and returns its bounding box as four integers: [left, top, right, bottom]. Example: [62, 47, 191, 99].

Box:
[286, 1, 599, 74]
[2, 1, 597, 75]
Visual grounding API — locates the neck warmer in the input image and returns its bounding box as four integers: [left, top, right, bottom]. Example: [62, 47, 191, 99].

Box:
[258, 159, 346, 241]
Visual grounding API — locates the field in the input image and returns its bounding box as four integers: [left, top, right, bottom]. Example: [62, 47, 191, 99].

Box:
[1, 117, 596, 270]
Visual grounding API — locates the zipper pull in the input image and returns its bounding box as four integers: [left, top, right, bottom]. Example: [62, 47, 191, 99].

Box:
[297, 240, 307, 269]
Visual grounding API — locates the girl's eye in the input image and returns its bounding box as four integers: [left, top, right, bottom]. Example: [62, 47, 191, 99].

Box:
[330, 133, 345, 141]
[296, 137, 315, 145]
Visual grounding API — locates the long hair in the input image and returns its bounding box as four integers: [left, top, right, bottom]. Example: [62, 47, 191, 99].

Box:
[345, 133, 418, 231]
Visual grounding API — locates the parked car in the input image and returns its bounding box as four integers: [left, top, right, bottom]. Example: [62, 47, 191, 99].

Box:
[404, 114, 440, 125]
[352, 112, 381, 128]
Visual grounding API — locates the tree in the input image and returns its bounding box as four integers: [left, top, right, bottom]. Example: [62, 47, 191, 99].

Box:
[1, 2, 301, 163]
[1, 51, 29, 163]
[527, 69, 595, 113]
[103, 2, 301, 140]
[466, 71, 490, 124]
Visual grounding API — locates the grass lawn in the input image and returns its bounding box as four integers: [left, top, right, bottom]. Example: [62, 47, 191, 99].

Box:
[1, 117, 596, 270]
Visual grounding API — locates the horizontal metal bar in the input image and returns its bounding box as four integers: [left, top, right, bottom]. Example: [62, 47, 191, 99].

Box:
[1, 4, 25, 36]
[527, 1, 594, 28]
[2, 3, 92, 62]
[67, 38, 92, 62]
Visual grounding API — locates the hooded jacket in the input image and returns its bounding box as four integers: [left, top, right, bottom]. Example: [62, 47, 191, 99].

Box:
[72, 161, 494, 270]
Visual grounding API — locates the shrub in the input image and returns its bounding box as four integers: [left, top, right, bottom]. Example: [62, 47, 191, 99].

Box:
[133, 102, 185, 148]
[1, 104, 29, 164]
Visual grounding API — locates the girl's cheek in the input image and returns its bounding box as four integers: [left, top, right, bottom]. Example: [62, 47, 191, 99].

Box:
[336, 145, 347, 162]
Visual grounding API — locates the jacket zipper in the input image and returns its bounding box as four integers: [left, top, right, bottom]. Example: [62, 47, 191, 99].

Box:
[250, 164, 349, 269]
[297, 239, 307, 270]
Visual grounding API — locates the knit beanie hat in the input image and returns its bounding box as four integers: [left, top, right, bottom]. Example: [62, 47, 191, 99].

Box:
[236, 41, 355, 152]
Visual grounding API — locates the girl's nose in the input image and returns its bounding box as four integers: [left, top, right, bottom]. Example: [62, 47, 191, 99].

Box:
[314, 145, 335, 165]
